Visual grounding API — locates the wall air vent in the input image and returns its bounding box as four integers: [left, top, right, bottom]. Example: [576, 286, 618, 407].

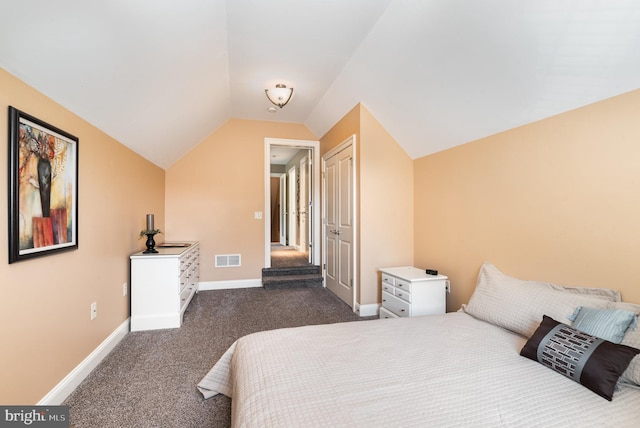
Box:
[215, 254, 241, 268]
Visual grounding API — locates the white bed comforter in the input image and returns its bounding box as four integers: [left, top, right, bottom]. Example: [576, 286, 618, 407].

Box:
[198, 312, 640, 427]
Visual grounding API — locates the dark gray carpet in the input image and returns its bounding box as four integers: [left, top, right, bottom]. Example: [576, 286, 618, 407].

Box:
[64, 287, 367, 428]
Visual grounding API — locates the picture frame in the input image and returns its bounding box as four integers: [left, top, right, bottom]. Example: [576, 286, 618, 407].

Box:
[8, 106, 79, 263]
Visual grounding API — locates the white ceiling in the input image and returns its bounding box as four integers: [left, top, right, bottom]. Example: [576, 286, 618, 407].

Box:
[270, 146, 306, 166]
[2, 1, 640, 169]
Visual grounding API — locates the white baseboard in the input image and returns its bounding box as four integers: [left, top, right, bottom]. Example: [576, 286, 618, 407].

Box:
[198, 278, 263, 291]
[355, 303, 380, 317]
[38, 318, 130, 405]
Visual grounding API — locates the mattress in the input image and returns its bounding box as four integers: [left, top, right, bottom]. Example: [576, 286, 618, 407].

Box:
[198, 312, 640, 427]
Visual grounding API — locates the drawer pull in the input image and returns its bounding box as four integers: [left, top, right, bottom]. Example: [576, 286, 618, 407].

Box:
[401, 309, 405, 312]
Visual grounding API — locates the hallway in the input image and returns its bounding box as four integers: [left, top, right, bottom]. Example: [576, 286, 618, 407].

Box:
[263, 244, 321, 290]
[270, 244, 310, 268]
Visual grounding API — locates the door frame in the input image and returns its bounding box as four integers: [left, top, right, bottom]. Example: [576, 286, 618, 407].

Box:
[322, 134, 357, 310]
[287, 164, 297, 248]
[264, 138, 320, 268]
[298, 154, 310, 257]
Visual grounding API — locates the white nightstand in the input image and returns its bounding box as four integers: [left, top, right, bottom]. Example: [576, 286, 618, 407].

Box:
[379, 266, 449, 319]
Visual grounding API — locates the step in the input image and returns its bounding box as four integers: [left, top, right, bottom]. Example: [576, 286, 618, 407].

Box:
[262, 273, 323, 290]
[262, 265, 320, 277]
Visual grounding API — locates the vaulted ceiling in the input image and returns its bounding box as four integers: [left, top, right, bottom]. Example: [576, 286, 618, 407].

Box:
[2, 1, 639, 169]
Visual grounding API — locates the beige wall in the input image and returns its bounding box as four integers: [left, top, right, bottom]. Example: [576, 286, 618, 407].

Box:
[414, 89, 640, 311]
[0, 69, 165, 404]
[320, 104, 413, 305]
[165, 119, 316, 282]
[359, 106, 413, 304]
[319, 104, 361, 159]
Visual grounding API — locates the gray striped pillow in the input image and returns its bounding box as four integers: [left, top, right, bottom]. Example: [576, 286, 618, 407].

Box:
[606, 302, 640, 387]
[569, 307, 637, 344]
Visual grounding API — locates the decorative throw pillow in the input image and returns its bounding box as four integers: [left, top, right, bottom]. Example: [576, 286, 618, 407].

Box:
[520, 315, 640, 401]
[569, 307, 637, 344]
[463, 262, 610, 338]
[606, 302, 640, 387]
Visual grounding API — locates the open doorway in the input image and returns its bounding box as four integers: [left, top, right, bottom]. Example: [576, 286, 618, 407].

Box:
[264, 138, 320, 269]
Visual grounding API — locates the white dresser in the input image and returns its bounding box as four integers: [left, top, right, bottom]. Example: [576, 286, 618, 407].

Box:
[379, 266, 449, 319]
[130, 241, 200, 331]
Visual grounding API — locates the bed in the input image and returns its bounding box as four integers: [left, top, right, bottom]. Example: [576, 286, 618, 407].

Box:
[198, 263, 640, 427]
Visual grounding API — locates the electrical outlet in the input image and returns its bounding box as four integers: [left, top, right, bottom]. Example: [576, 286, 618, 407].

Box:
[123, 282, 128, 296]
[91, 302, 97, 320]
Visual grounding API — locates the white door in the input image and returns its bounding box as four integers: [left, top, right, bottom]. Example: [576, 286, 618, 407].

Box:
[323, 138, 355, 307]
[304, 153, 313, 263]
[279, 174, 286, 245]
[287, 165, 297, 247]
[299, 155, 311, 255]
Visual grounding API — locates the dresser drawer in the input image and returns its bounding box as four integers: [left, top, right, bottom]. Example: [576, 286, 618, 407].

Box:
[379, 306, 399, 319]
[382, 291, 410, 317]
[382, 282, 395, 295]
[382, 273, 395, 287]
[190, 263, 199, 281]
[394, 278, 411, 292]
[180, 284, 194, 310]
[179, 270, 189, 292]
[395, 288, 411, 303]
[179, 258, 188, 276]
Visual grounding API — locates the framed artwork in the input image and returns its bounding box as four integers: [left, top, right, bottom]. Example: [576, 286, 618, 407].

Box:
[8, 106, 79, 263]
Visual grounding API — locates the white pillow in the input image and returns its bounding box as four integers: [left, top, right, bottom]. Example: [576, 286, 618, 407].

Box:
[463, 262, 610, 338]
[607, 301, 640, 387]
[546, 282, 621, 302]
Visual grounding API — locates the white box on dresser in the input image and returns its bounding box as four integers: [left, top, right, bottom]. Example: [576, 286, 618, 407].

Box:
[379, 266, 449, 319]
[130, 241, 200, 331]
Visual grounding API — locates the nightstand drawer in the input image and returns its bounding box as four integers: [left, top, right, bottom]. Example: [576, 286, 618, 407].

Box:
[394, 278, 411, 292]
[382, 273, 395, 286]
[382, 291, 410, 317]
[379, 306, 399, 319]
[395, 288, 411, 303]
[382, 282, 395, 295]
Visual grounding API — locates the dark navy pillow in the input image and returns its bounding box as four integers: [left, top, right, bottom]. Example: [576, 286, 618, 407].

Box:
[520, 315, 640, 400]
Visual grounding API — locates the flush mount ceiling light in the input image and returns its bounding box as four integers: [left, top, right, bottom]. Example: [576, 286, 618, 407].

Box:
[265, 84, 294, 108]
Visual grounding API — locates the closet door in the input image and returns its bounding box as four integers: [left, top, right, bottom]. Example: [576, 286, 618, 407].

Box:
[324, 139, 354, 307]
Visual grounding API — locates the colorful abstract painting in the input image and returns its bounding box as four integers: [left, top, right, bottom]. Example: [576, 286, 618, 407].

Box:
[8, 107, 78, 263]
